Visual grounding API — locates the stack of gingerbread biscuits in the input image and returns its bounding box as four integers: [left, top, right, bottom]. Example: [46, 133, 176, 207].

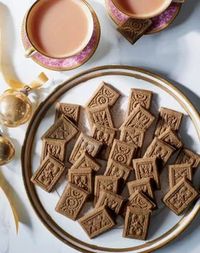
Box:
[31, 82, 200, 241]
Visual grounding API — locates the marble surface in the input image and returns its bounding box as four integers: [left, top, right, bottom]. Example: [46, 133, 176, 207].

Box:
[0, 0, 200, 253]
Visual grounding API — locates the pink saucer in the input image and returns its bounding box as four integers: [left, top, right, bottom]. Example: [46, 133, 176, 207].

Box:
[22, 14, 100, 71]
[106, 0, 182, 34]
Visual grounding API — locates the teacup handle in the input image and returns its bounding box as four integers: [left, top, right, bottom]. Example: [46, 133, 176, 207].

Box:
[25, 47, 36, 58]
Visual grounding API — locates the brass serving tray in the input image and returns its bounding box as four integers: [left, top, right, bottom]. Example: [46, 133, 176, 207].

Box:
[21, 65, 200, 253]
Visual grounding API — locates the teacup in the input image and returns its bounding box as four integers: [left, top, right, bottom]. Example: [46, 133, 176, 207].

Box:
[110, 0, 174, 19]
[25, 0, 94, 59]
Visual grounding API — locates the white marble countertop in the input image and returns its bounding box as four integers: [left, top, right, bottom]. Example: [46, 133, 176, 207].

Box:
[0, 0, 200, 253]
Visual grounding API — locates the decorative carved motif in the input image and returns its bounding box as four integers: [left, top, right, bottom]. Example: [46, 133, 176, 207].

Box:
[56, 184, 88, 220]
[127, 178, 154, 199]
[121, 105, 155, 131]
[176, 148, 200, 168]
[69, 133, 102, 164]
[155, 107, 183, 136]
[55, 103, 80, 123]
[120, 127, 145, 148]
[79, 206, 115, 238]
[87, 82, 120, 108]
[41, 139, 66, 162]
[105, 160, 131, 182]
[128, 89, 152, 115]
[163, 178, 199, 215]
[169, 164, 193, 188]
[92, 125, 116, 146]
[109, 139, 136, 166]
[42, 116, 79, 142]
[117, 18, 152, 44]
[144, 137, 175, 165]
[31, 155, 65, 192]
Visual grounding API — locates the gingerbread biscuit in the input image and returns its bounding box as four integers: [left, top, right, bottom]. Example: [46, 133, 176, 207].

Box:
[117, 18, 152, 45]
[55, 103, 80, 124]
[120, 127, 145, 148]
[70, 151, 100, 172]
[55, 183, 88, 220]
[68, 168, 93, 194]
[127, 191, 156, 211]
[95, 190, 124, 215]
[123, 207, 151, 240]
[92, 124, 117, 146]
[163, 178, 199, 215]
[87, 82, 120, 108]
[42, 115, 79, 143]
[104, 160, 131, 182]
[168, 164, 193, 188]
[155, 107, 183, 136]
[175, 148, 200, 168]
[144, 137, 175, 165]
[86, 105, 114, 128]
[94, 176, 119, 204]
[79, 206, 115, 238]
[31, 155, 65, 192]
[127, 178, 154, 200]
[158, 128, 183, 150]
[41, 138, 66, 162]
[109, 139, 137, 166]
[127, 89, 153, 115]
[133, 157, 160, 189]
[69, 133, 102, 164]
[121, 105, 155, 131]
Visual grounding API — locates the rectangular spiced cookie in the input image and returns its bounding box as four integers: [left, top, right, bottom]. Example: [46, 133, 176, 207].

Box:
[120, 127, 145, 148]
[127, 178, 154, 200]
[42, 115, 79, 143]
[175, 148, 200, 169]
[117, 18, 152, 45]
[70, 151, 100, 172]
[31, 155, 65, 192]
[155, 107, 183, 136]
[123, 207, 151, 240]
[94, 176, 119, 204]
[55, 103, 80, 124]
[109, 139, 137, 167]
[69, 133, 102, 164]
[121, 105, 155, 131]
[158, 128, 183, 150]
[79, 206, 115, 238]
[68, 168, 93, 194]
[92, 124, 117, 146]
[104, 160, 131, 182]
[168, 164, 192, 188]
[127, 89, 153, 115]
[86, 105, 114, 128]
[86, 82, 120, 108]
[41, 138, 66, 163]
[133, 157, 160, 189]
[163, 178, 199, 215]
[55, 183, 88, 220]
[95, 190, 124, 215]
[144, 137, 175, 165]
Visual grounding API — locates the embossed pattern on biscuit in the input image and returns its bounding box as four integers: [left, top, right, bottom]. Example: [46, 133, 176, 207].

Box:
[69, 133, 102, 164]
[31, 155, 65, 192]
[158, 128, 183, 150]
[117, 18, 152, 44]
[163, 178, 199, 215]
[175, 148, 200, 168]
[92, 124, 117, 146]
[123, 207, 151, 240]
[133, 157, 160, 189]
[87, 82, 120, 108]
[42, 115, 79, 142]
[55, 103, 80, 124]
[120, 127, 145, 148]
[127, 88, 153, 115]
[155, 107, 183, 136]
[55, 183, 88, 220]
[168, 164, 193, 188]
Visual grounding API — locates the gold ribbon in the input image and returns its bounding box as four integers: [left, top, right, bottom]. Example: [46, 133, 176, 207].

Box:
[0, 171, 19, 233]
[0, 5, 48, 233]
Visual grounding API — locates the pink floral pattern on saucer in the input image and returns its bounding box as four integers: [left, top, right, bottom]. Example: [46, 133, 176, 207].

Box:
[106, 0, 181, 34]
[22, 17, 100, 71]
